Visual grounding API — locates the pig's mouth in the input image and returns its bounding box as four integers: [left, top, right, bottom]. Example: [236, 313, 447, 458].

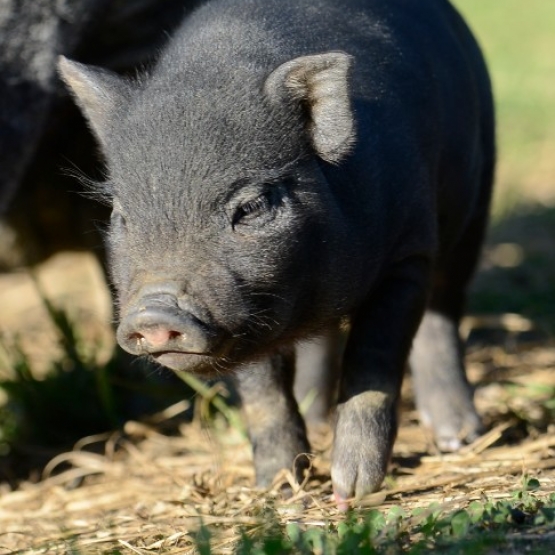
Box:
[117, 298, 276, 376]
[117, 300, 236, 375]
[149, 350, 233, 376]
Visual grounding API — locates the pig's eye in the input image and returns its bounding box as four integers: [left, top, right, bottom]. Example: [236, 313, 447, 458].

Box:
[232, 190, 279, 229]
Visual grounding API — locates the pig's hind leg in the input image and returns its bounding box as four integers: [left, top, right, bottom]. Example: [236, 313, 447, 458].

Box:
[411, 89, 494, 451]
[410, 204, 490, 451]
[410, 308, 483, 451]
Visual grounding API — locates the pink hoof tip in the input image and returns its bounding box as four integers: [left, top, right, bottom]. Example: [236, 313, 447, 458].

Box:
[333, 489, 352, 512]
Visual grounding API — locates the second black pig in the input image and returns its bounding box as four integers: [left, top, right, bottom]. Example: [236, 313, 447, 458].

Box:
[59, 0, 495, 504]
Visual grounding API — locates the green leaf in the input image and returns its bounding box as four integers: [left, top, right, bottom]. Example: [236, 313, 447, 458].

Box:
[386, 505, 405, 524]
[467, 501, 485, 523]
[451, 510, 471, 538]
[286, 523, 301, 544]
[366, 510, 386, 534]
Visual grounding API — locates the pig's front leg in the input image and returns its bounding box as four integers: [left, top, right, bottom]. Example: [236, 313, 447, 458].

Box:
[331, 257, 430, 504]
[234, 352, 310, 487]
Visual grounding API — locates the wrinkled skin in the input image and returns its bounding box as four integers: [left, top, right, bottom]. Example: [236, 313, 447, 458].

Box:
[59, 0, 495, 505]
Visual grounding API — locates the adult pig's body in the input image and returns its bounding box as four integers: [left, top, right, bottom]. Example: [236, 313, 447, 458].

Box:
[60, 0, 494, 503]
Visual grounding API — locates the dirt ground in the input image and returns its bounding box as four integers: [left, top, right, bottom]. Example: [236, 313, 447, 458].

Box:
[0, 252, 113, 377]
[0, 253, 555, 554]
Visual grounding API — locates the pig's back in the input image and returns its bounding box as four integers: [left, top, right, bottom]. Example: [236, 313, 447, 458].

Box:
[152, 0, 494, 261]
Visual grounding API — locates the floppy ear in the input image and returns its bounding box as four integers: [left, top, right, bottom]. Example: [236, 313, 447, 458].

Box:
[58, 56, 133, 148]
[264, 52, 355, 164]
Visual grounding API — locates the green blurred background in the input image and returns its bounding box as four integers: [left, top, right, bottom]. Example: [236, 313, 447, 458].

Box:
[453, 0, 555, 332]
[455, 0, 555, 214]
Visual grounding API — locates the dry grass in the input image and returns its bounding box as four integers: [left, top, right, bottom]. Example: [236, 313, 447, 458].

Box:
[1, 341, 554, 554]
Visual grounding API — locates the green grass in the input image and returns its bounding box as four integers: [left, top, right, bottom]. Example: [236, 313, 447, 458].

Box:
[452, 0, 555, 217]
[192, 477, 555, 555]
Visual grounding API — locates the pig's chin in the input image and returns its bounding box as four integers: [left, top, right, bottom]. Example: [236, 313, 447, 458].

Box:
[150, 351, 232, 377]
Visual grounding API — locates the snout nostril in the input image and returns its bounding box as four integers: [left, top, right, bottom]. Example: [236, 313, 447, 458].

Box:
[128, 332, 147, 347]
[118, 302, 217, 357]
[127, 326, 181, 349]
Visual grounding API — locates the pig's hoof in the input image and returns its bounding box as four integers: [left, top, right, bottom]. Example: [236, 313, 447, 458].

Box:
[418, 391, 484, 452]
[330, 392, 395, 503]
[333, 489, 352, 512]
[432, 410, 483, 452]
[252, 432, 311, 488]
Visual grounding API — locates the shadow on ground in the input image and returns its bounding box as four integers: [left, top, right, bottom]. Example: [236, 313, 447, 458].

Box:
[470, 203, 555, 336]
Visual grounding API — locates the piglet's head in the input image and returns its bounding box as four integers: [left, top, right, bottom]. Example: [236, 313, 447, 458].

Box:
[58, 52, 356, 376]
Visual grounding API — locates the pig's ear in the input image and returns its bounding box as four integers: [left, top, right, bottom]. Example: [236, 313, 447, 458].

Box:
[58, 56, 132, 147]
[265, 52, 355, 164]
